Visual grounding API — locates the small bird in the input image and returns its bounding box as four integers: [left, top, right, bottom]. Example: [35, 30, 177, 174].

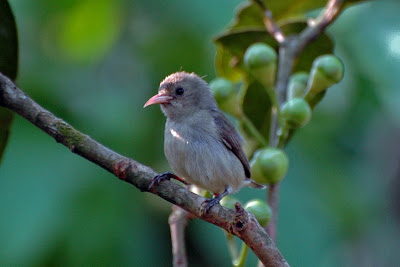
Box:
[144, 71, 265, 212]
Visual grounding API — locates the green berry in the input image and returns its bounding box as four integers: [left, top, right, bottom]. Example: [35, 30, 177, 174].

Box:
[250, 148, 289, 184]
[288, 72, 309, 99]
[244, 199, 272, 227]
[209, 78, 242, 117]
[210, 78, 236, 100]
[315, 55, 344, 83]
[305, 55, 344, 102]
[220, 196, 240, 210]
[244, 43, 277, 88]
[244, 43, 277, 69]
[281, 98, 312, 128]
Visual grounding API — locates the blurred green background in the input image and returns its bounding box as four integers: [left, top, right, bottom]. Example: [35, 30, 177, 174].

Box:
[1, 0, 400, 265]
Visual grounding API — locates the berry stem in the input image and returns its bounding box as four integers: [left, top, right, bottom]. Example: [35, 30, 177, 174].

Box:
[225, 233, 239, 264]
[240, 114, 268, 147]
[233, 243, 249, 267]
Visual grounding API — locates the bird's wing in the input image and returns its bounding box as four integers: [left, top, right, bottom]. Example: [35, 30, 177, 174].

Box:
[213, 111, 251, 178]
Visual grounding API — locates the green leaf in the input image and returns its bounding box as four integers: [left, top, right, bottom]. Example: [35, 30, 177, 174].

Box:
[228, 2, 265, 30]
[214, 44, 243, 82]
[0, 0, 18, 164]
[0, 0, 18, 80]
[265, 0, 334, 21]
[233, 0, 370, 24]
[242, 79, 271, 140]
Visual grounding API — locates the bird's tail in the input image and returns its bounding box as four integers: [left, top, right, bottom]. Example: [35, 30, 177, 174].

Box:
[247, 179, 267, 189]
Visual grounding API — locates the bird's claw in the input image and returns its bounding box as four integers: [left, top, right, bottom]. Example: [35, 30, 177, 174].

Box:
[148, 172, 173, 192]
[201, 197, 221, 214]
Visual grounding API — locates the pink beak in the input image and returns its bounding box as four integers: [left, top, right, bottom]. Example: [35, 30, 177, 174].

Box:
[143, 93, 173, 108]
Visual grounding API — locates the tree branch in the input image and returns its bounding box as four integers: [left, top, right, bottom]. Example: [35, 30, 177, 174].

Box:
[0, 72, 289, 267]
[169, 205, 192, 267]
[297, 0, 344, 55]
[266, 183, 280, 242]
[253, 0, 285, 43]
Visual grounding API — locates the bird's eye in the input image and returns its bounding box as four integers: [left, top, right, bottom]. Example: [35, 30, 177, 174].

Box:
[175, 87, 184, 95]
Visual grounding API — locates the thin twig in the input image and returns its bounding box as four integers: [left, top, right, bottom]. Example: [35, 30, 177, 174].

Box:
[264, 40, 297, 249]
[252, 0, 285, 43]
[169, 205, 192, 267]
[266, 183, 280, 241]
[296, 0, 345, 54]
[269, 39, 297, 147]
[0, 72, 289, 267]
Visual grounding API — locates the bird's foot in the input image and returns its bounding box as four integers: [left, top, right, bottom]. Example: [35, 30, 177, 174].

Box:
[148, 172, 173, 191]
[148, 172, 188, 192]
[201, 197, 222, 215]
[200, 186, 232, 215]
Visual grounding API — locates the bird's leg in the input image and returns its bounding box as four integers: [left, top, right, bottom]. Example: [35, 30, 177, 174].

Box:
[148, 171, 189, 191]
[202, 186, 232, 214]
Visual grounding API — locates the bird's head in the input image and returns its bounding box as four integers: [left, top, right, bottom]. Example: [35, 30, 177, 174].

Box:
[144, 72, 217, 121]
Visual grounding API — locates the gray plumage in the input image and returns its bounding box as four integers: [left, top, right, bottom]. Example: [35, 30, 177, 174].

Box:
[145, 71, 264, 198]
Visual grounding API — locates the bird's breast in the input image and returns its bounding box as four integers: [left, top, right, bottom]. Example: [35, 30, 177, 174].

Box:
[164, 122, 203, 158]
[169, 128, 189, 145]
[164, 122, 200, 181]
[163, 120, 245, 194]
